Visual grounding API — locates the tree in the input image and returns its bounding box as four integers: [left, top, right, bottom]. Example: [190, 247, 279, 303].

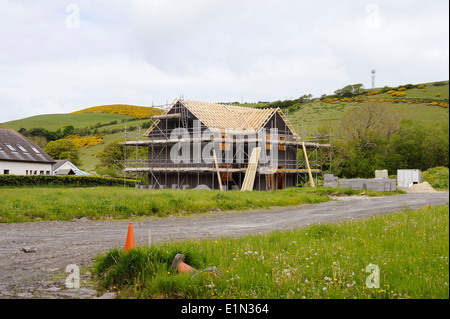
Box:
[331, 102, 449, 178]
[385, 119, 449, 172]
[63, 125, 75, 137]
[337, 101, 403, 142]
[334, 84, 364, 98]
[95, 139, 148, 177]
[95, 140, 126, 172]
[43, 139, 82, 167]
[331, 102, 403, 178]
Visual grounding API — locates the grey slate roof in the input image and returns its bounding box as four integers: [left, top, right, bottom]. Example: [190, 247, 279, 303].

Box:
[0, 127, 55, 164]
[53, 159, 69, 170]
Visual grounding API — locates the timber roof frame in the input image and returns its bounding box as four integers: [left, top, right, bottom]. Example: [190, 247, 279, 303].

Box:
[143, 99, 298, 137]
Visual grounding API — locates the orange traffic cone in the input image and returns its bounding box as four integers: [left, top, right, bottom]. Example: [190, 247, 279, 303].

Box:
[171, 254, 196, 274]
[124, 222, 135, 252]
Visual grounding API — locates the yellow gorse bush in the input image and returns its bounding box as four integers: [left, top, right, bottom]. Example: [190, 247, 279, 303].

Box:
[73, 104, 162, 119]
[390, 91, 406, 97]
[67, 134, 105, 148]
[319, 89, 448, 109]
[428, 102, 449, 108]
[322, 98, 340, 103]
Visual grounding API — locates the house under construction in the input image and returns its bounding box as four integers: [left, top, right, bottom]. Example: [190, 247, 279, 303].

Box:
[122, 99, 331, 191]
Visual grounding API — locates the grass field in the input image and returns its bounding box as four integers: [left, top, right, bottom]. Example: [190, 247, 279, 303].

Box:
[0, 186, 404, 223]
[237, 85, 449, 131]
[287, 100, 449, 131]
[92, 203, 449, 299]
[376, 82, 450, 100]
[0, 112, 135, 132]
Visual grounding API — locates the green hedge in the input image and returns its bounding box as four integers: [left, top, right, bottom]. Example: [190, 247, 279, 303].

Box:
[0, 174, 136, 187]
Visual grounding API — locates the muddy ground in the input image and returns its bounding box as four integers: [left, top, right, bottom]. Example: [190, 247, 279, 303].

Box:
[0, 192, 448, 299]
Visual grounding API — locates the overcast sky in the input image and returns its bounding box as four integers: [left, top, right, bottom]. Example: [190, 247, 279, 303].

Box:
[0, 0, 448, 123]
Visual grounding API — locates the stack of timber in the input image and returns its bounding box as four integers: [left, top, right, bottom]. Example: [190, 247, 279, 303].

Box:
[241, 147, 261, 191]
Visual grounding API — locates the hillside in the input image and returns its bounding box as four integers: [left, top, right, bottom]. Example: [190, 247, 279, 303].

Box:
[72, 104, 162, 118]
[0, 104, 162, 172]
[1, 112, 135, 132]
[1, 81, 448, 173]
[288, 98, 449, 131]
[239, 80, 449, 130]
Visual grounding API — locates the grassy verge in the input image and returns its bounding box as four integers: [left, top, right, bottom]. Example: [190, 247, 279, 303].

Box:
[92, 204, 449, 299]
[0, 186, 404, 223]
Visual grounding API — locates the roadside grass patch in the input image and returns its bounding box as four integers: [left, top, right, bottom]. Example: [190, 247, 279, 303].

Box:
[0, 186, 405, 223]
[0, 187, 326, 223]
[92, 204, 449, 299]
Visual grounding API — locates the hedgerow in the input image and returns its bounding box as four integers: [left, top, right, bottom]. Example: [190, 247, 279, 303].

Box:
[0, 175, 135, 187]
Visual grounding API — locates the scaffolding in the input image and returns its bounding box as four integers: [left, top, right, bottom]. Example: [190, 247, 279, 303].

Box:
[122, 101, 332, 190]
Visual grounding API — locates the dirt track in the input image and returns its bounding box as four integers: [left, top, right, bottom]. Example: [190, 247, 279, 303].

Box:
[0, 192, 448, 299]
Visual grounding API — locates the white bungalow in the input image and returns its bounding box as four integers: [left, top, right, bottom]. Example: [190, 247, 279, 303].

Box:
[0, 127, 55, 175]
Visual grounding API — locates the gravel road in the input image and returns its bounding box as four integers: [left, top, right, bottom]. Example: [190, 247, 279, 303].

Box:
[0, 192, 448, 299]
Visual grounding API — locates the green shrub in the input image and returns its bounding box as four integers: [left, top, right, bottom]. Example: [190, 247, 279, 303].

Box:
[422, 167, 449, 190]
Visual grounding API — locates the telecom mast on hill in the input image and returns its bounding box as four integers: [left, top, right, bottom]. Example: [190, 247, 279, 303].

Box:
[371, 69, 376, 90]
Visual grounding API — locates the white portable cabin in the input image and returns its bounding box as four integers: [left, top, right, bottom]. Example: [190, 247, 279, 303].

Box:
[397, 169, 422, 188]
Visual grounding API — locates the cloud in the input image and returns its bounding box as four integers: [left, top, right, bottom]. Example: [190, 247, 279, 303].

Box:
[0, 0, 448, 123]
